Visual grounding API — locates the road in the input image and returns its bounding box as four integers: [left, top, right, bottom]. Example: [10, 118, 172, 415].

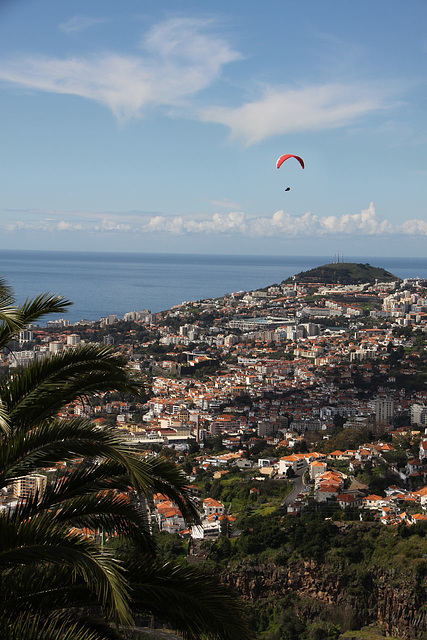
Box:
[281, 471, 305, 507]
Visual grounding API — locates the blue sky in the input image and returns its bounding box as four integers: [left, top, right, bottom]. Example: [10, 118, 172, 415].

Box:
[0, 0, 426, 256]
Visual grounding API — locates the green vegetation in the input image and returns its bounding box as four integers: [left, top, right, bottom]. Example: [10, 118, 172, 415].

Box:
[209, 476, 290, 515]
[207, 510, 426, 639]
[339, 631, 400, 640]
[284, 263, 400, 285]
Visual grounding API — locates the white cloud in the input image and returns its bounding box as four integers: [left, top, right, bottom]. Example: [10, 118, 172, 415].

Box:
[4, 203, 426, 238]
[139, 203, 427, 238]
[201, 84, 392, 145]
[144, 211, 247, 235]
[399, 218, 427, 235]
[250, 203, 396, 236]
[59, 16, 108, 34]
[0, 18, 393, 137]
[4, 217, 131, 233]
[0, 17, 240, 121]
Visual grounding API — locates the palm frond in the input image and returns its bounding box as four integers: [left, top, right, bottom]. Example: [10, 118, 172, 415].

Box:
[19, 293, 72, 325]
[1, 344, 141, 427]
[0, 511, 132, 626]
[128, 557, 251, 640]
[0, 303, 24, 338]
[0, 400, 10, 436]
[0, 277, 14, 303]
[0, 292, 71, 349]
[0, 564, 92, 613]
[0, 277, 24, 345]
[0, 418, 128, 485]
[0, 420, 199, 524]
[138, 455, 200, 523]
[0, 612, 113, 640]
[0, 279, 246, 639]
[49, 490, 154, 550]
[44, 456, 198, 521]
[24, 460, 133, 503]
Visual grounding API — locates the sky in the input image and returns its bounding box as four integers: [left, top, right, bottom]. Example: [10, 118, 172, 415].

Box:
[0, 0, 426, 257]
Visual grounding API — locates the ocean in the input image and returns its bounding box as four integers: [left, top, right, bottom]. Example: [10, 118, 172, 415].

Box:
[0, 250, 426, 323]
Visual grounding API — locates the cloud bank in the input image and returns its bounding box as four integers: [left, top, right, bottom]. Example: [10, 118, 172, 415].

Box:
[4, 203, 427, 238]
[0, 18, 394, 139]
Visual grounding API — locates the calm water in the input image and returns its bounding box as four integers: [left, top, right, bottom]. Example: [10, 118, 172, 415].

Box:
[0, 250, 426, 323]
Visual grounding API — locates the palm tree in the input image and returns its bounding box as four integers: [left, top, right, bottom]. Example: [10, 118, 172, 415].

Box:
[0, 280, 248, 639]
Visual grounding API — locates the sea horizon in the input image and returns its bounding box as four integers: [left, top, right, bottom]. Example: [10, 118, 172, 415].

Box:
[1, 248, 426, 323]
[2, 247, 427, 259]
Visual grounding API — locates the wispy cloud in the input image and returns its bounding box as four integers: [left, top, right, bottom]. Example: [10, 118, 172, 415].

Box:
[59, 16, 108, 34]
[5, 218, 131, 233]
[0, 17, 396, 138]
[4, 203, 427, 238]
[201, 84, 394, 145]
[0, 17, 240, 121]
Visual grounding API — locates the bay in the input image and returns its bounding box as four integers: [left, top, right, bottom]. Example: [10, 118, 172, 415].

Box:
[0, 250, 426, 323]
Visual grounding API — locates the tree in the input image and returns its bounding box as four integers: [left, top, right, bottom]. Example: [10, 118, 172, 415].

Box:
[0, 280, 248, 640]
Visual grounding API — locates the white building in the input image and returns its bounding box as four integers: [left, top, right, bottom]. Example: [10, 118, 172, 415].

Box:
[279, 454, 306, 475]
[49, 341, 63, 354]
[411, 404, 427, 426]
[202, 498, 224, 517]
[375, 396, 394, 424]
[13, 474, 47, 499]
[18, 330, 34, 344]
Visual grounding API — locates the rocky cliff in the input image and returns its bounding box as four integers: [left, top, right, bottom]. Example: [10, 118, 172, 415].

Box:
[221, 561, 426, 638]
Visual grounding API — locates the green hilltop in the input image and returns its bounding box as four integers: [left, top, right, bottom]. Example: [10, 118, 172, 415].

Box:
[284, 262, 400, 286]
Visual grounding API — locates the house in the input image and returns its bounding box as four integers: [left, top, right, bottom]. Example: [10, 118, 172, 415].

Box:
[414, 486, 427, 508]
[258, 457, 277, 468]
[363, 494, 385, 510]
[419, 440, 427, 462]
[315, 470, 345, 490]
[328, 450, 345, 460]
[213, 469, 229, 479]
[279, 454, 303, 475]
[160, 508, 186, 534]
[191, 521, 221, 540]
[407, 459, 423, 475]
[155, 500, 186, 533]
[409, 513, 427, 525]
[356, 448, 373, 462]
[336, 493, 362, 509]
[309, 460, 328, 480]
[316, 483, 339, 502]
[202, 498, 225, 517]
[287, 500, 304, 514]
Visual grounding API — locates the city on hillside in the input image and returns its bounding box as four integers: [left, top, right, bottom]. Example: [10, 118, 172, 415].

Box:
[4, 263, 427, 541]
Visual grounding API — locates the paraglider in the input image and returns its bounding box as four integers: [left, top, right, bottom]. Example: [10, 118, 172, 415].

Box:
[276, 154, 305, 170]
[276, 154, 304, 192]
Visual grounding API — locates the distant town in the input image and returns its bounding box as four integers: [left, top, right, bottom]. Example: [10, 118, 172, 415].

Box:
[4, 262, 427, 538]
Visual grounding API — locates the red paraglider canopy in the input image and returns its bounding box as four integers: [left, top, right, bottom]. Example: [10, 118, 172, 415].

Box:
[276, 154, 305, 170]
